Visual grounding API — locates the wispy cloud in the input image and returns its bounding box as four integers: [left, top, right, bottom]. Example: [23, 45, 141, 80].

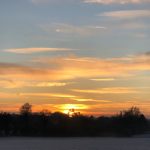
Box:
[72, 87, 138, 94]
[40, 23, 107, 36]
[73, 98, 112, 103]
[0, 52, 149, 88]
[33, 53, 150, 79]
[30, 82, 68, 87]
[20, 93, 76, 98]
[31, 0, 150, 5]
[83, 0, 150, 4]
[99, 10, 150, 19]
[4, 47, 73, 54]
[90, 78, 115, 81]
[121, 22, 148, 29]
[0, 80, 69, 89]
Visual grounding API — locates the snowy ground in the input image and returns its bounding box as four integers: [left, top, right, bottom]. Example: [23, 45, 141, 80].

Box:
[0, 137, 150, 150]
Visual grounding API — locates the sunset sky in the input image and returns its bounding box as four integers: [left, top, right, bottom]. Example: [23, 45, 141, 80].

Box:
[0, 0, 150, 116]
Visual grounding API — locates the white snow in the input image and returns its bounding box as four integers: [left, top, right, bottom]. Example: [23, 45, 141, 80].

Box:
[0, 137, 150, 150]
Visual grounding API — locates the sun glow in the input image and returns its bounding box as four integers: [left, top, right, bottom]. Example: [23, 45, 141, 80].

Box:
[62, 104, 77, 114]
[59, 104, 88, 115]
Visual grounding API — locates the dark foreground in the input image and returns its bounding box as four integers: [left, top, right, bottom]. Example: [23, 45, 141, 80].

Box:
[0, 138, 150, 150]
[0, 107, 148, 137]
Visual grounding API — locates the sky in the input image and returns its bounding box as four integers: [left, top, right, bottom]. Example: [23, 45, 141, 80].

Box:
[0, 0, 150, 116]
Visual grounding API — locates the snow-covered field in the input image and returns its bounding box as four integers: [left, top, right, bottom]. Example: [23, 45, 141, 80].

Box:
[0, 137, 150, 150]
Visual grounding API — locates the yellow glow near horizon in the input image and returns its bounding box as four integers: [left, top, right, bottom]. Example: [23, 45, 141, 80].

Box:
[59, 104, 88, 114]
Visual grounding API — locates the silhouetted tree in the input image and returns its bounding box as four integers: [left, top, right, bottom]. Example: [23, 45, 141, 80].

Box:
[20, 103, 32, 115]
[119, 107, 142, 117]
[114, 107, 148, 136]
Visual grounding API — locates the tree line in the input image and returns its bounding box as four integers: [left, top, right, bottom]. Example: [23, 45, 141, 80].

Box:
[0, 103, 149, 137]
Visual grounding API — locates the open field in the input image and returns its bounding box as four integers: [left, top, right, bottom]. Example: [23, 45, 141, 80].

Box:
[0, 138, 150, 150]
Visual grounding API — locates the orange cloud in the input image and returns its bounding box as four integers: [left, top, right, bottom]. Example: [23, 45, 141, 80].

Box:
[90, 78, 115, 81]
[4, 47, 73, 54]
[20, 93, 76, 98]
[72, 87, 138, 94]
[0, 53, 149, 86]
[0, 80, 70, 88]
[0, 92, 20, 99]
[72, 98, 111, 103]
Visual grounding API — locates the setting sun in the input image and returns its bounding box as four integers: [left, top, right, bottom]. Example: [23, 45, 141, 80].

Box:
[59, 104, 88, 115]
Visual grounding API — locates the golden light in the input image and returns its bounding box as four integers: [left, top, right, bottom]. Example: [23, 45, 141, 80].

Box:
[62, 104, 77, 114]
[59, 104, 88, 115]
